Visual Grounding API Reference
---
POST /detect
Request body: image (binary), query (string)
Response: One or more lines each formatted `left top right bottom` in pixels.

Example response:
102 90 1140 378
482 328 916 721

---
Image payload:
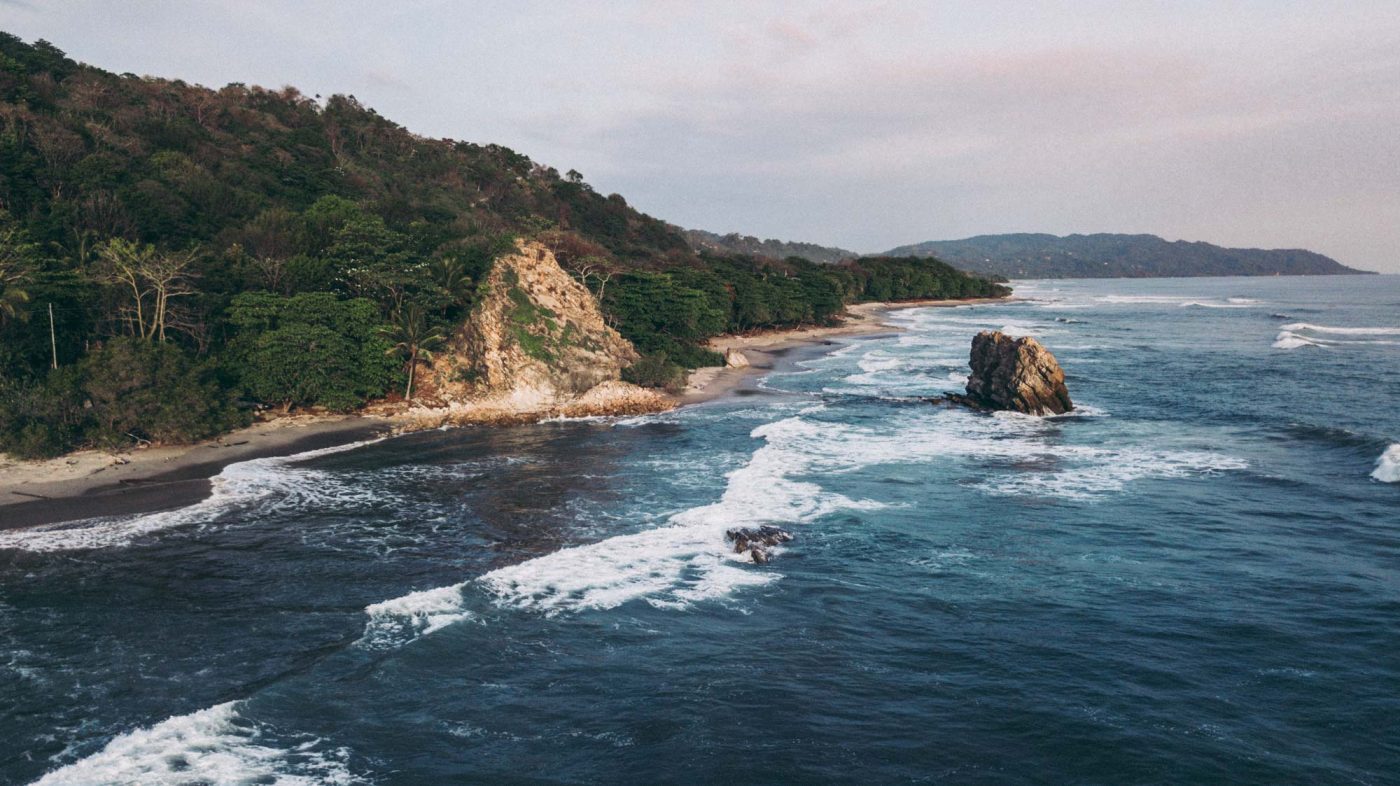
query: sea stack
954 330 1073 415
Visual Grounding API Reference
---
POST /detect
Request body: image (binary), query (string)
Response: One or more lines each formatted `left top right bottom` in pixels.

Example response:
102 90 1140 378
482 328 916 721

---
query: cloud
6 0 1400 268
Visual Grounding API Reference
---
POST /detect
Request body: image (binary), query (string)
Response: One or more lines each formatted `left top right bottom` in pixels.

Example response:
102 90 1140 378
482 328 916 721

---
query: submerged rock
726 525 794 564
945 330 1073 415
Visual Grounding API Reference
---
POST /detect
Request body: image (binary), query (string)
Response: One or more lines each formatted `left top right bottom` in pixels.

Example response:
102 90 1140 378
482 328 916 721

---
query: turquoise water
3 275 1398 784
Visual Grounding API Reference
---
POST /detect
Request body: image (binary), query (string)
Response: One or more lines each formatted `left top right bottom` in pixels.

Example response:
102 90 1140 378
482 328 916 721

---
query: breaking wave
1373 444 1400 483
1282 322 1400 333
0 439 386 553
479 414 883 614
31 702 358 786
1273 322 1400 350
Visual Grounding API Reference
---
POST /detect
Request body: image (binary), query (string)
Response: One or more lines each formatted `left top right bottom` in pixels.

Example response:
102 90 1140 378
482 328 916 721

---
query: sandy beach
676 296 1009 405
0 415 391 530
0 296 1004 531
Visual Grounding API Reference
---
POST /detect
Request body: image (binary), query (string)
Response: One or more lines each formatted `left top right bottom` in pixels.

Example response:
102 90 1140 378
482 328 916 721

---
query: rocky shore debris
726 525 794 564
939 330 1073 415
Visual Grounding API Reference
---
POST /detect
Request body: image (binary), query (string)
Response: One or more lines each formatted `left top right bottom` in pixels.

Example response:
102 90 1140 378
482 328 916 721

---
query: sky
4 1 1399 271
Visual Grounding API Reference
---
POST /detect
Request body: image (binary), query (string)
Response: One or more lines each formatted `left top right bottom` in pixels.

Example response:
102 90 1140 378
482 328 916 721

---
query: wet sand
0 296 1006 531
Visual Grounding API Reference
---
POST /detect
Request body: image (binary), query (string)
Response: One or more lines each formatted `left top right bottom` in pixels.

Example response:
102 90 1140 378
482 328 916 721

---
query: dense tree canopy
0 33 1007 458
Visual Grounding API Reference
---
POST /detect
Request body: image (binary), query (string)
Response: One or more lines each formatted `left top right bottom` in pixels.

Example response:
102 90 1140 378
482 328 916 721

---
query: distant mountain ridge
883 233 1370 278
682 229 857 264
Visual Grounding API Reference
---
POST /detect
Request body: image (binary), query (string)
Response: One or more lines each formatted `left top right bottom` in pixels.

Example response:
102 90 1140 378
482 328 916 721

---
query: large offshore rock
431 240 638 408
953 330 1073 415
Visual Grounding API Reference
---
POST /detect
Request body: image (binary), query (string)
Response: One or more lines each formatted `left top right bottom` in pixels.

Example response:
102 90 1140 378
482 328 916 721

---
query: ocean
2 275 1397 785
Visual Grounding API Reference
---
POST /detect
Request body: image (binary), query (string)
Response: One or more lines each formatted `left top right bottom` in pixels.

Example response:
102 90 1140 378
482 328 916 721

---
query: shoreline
0 295 1007 531
676 295 1010 406
0 416 391 530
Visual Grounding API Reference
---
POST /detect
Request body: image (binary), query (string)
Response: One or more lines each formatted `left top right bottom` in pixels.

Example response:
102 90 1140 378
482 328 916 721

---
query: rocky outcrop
432 240 639 408
723 348 750 369
726 526 794 565
947 330 1073 415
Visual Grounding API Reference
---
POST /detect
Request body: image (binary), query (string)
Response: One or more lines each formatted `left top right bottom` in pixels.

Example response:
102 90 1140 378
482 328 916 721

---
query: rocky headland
402 240 674 429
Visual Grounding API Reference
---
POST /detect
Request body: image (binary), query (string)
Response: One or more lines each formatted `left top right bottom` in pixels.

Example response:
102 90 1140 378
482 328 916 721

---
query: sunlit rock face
433 240 637 408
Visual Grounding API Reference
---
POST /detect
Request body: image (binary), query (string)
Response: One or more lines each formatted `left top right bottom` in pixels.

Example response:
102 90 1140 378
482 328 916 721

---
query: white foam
1180 300 1256 308
1281 322 1400 336
1372 444 1400 483
32 702 359 786
361 584 472 649
480 415 885 614
977 446 1248 499
1272 328 1400 350
0 439 386 553
1095 294 1194 304
1272 331 1326 350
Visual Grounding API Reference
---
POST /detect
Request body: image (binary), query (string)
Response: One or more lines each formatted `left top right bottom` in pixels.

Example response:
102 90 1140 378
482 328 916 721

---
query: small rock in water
725 525 793 564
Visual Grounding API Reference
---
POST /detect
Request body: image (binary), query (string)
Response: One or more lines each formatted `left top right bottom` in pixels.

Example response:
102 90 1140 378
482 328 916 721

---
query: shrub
0 369 88 459
80 337 243 447
622 351 686 391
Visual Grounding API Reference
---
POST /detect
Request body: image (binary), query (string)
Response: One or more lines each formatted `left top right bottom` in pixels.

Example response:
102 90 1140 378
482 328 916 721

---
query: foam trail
31 702 358 785
0 438 385 553
1373 444 1400 483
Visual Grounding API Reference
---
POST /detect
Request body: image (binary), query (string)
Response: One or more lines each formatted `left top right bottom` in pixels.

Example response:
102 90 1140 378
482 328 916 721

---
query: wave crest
1373 444 1400 483
31 702 359 786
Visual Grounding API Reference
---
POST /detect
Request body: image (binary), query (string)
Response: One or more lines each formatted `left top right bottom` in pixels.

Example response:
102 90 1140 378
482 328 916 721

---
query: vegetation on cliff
681 228 858 265
0 33 1006 458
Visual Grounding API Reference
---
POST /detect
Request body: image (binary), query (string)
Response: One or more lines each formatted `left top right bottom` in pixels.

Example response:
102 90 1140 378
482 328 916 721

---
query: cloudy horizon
4 0 1398 271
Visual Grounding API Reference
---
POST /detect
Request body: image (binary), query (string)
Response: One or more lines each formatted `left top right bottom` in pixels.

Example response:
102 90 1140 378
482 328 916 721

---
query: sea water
2 275 1397 784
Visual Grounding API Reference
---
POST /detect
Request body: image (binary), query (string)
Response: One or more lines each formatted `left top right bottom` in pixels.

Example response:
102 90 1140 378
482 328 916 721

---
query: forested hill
0 33 1006 458
682 229 857 264
884 234 1370 278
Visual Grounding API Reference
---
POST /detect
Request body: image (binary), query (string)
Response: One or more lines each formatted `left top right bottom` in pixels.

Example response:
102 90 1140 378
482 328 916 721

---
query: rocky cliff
431 241 640 408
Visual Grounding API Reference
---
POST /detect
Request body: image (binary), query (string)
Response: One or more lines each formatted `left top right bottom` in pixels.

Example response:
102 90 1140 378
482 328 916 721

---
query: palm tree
381 304 445 402
0 222 37 325
428 256 473 310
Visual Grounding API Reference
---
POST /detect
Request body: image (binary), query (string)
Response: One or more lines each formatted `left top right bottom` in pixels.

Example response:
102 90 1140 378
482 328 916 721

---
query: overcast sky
5 1 1399 271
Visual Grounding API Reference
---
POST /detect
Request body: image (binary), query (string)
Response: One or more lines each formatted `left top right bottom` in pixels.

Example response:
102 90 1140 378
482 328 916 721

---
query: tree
427 255 473 310
0 213 39 324
96 238 200 342
380 304 445 401
226 292 398 411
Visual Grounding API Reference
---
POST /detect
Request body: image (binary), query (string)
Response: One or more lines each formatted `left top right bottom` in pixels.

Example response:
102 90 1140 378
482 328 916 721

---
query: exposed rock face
723 348 750 369
954 330 1073 415
726 526 794 565
432 241 638 407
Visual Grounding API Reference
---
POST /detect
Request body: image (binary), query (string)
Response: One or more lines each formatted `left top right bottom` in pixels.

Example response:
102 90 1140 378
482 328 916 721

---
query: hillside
682 229 857 264
0 33 1007 458
884 234 1371 278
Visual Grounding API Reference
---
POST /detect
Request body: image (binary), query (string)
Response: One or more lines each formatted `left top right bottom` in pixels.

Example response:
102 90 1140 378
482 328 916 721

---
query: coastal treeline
0 33 1006 458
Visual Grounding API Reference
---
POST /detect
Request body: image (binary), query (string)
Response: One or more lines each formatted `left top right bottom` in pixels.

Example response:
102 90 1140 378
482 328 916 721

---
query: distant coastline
684 231 1373 278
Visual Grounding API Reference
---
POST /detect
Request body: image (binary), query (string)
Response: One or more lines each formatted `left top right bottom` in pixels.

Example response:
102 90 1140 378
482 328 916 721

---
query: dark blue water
3 276 1398 785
